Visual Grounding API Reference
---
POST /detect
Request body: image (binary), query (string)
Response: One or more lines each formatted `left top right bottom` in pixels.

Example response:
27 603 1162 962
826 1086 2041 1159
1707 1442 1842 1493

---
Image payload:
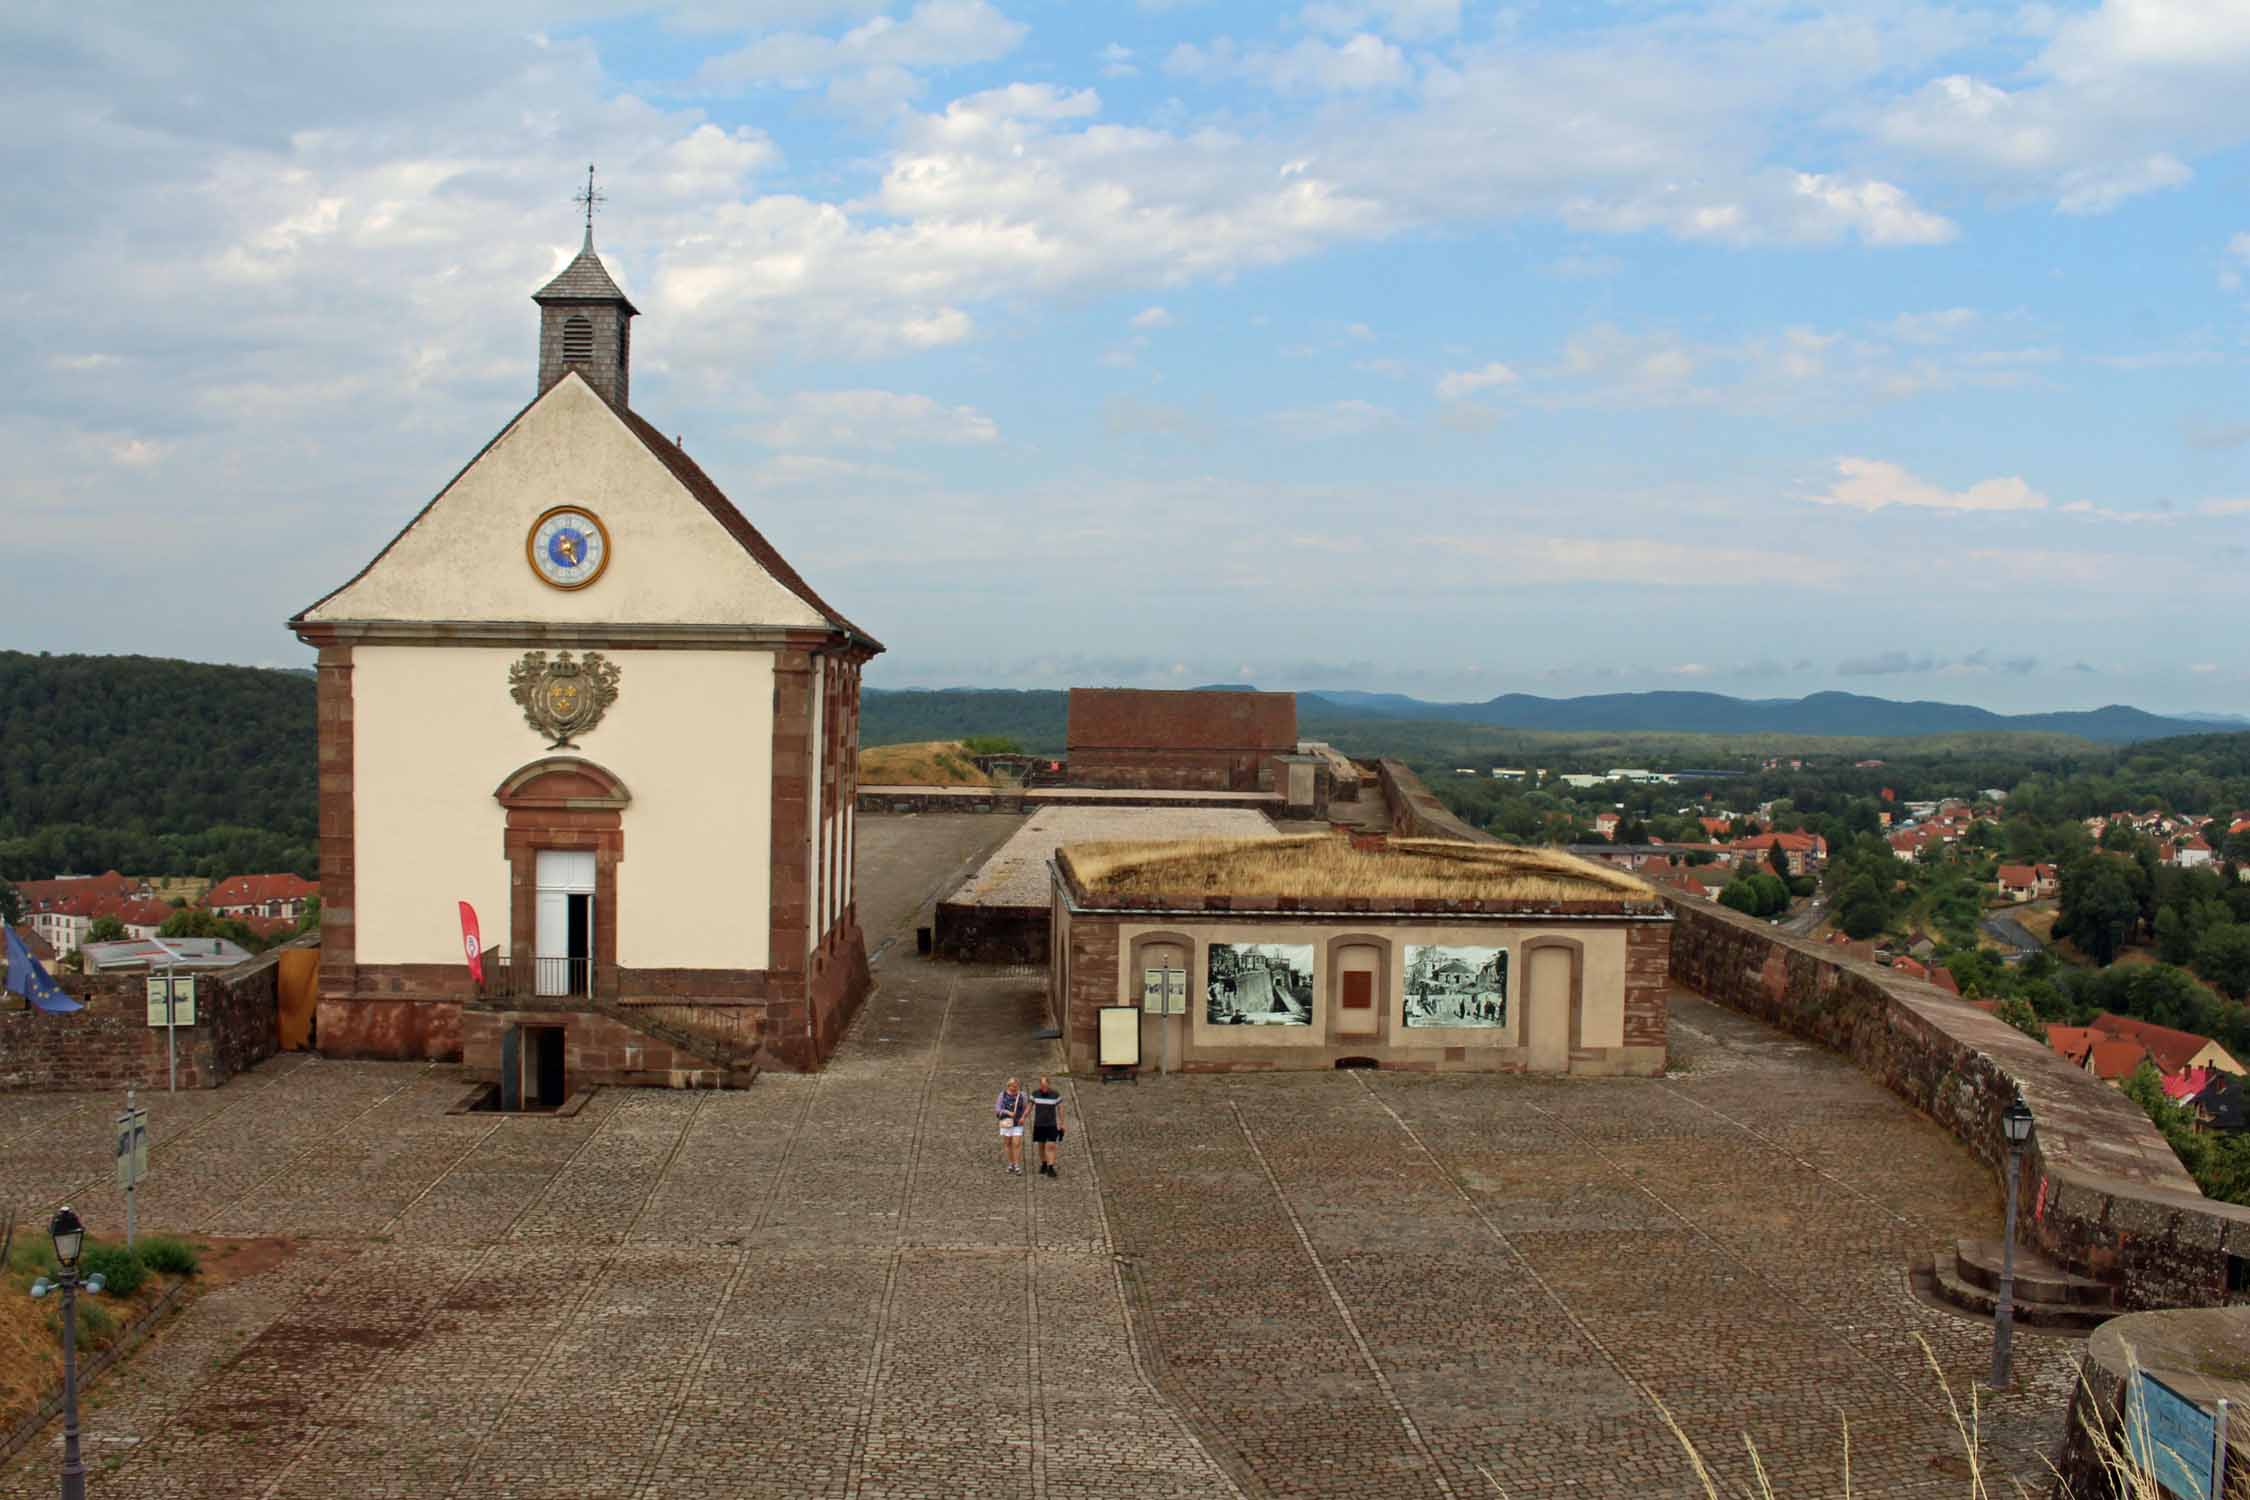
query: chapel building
289 221 879 1090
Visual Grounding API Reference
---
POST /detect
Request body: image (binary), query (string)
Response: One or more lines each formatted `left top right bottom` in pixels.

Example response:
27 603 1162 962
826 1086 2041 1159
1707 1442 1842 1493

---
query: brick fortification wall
1376 759 1495 843
0 942 290 1093
1668 895 2250 1310
1066 688 1296 792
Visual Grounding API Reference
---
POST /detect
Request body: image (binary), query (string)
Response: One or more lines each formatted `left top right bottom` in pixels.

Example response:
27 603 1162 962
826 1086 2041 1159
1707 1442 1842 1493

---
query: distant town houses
203 872 319 920
2046 1013 2246 1125
10 868 317 959
1995 863 2059 903
1726 831 1827 877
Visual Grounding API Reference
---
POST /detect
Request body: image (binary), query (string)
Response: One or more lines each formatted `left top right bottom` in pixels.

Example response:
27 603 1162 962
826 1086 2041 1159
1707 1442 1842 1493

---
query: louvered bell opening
562 315 594 363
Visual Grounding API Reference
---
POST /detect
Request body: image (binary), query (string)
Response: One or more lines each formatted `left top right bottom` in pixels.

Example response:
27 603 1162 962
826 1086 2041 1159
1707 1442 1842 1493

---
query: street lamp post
1988 1093 2036 1391
50 1206 87 1500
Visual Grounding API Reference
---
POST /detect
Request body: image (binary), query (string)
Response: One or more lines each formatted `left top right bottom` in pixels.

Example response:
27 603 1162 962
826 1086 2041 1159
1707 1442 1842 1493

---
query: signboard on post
115 1105 149 1188
2125 1371 2230 1500
116 1096 150 1248
1141 967 1185 1015
145 973 197 1027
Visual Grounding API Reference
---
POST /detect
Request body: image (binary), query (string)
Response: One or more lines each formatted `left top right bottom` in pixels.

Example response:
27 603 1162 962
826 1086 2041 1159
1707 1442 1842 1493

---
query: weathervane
572 163 605 241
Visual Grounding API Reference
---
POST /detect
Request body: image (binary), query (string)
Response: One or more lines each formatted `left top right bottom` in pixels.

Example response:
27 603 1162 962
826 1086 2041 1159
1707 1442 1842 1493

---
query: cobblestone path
1 815 2076 1497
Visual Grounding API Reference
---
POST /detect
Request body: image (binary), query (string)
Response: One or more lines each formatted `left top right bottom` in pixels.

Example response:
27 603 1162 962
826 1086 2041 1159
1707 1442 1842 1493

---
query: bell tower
534 165 638 407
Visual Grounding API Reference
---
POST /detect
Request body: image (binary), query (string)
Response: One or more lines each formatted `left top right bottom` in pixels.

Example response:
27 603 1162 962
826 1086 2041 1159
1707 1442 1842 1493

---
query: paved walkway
0 814 2080 1497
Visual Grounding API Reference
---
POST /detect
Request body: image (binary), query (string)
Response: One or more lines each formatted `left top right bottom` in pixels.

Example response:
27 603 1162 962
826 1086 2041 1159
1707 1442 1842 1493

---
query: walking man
1030 1075 1065 1178
996 1076 1028 1175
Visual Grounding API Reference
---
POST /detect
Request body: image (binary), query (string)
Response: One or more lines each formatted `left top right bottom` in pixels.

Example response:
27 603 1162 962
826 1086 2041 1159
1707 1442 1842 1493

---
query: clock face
527 506 611 590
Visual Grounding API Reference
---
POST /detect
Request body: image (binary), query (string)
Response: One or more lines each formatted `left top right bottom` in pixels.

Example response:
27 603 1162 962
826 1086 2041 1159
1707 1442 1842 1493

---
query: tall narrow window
562 314 594 363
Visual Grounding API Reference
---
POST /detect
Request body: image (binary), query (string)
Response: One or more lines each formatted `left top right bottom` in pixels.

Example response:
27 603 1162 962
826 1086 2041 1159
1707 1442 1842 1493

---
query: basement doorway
498 1023 569 1111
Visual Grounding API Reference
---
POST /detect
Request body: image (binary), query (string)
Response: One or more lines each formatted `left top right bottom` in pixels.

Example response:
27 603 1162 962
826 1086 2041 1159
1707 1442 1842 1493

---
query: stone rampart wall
1668 894 2250 1309
0 942 290 1092
1375 760 1498 844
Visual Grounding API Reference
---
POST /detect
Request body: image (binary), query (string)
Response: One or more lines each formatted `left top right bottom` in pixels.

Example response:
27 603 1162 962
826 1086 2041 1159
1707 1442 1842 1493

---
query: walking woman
995 1076 1028 1175
1029 1075 1065 1178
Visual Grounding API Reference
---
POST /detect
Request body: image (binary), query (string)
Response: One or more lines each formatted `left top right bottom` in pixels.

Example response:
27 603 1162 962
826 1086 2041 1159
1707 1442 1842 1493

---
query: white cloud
2190 662 2220 674
1873 1 2250 214
747 388 999 451
1301 0 1459 42
1810 457 2051 512
1434 362 1518 399
1130 305 1174 329
2199 498 2250 515
1788 173 1957 245
693 0 1027 91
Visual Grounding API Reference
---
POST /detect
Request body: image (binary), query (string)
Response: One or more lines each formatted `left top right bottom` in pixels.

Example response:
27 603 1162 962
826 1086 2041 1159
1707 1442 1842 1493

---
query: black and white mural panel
1402 944 1508 1028
1206 942 1315 1026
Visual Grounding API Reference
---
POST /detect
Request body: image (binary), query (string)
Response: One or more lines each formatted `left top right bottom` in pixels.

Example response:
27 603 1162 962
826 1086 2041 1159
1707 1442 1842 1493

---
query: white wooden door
534 852 596 996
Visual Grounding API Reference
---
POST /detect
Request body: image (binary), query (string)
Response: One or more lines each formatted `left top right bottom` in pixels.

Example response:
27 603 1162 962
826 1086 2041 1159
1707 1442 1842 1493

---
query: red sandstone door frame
495 759 628 997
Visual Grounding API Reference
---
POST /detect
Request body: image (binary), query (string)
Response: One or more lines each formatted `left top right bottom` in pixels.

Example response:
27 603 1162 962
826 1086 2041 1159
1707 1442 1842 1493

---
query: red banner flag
459 902 484 984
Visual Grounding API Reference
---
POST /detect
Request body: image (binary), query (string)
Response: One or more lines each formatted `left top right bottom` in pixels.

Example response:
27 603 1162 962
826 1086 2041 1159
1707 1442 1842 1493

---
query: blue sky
4 0 2247 713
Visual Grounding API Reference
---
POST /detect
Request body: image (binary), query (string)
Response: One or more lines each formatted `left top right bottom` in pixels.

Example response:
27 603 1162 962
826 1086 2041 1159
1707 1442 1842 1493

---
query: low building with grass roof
1049 834 1672 1076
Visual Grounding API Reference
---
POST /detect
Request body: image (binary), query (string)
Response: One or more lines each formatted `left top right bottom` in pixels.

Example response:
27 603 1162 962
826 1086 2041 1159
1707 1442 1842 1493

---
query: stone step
1953 1237 2116 1308
1928 1256 2116 1334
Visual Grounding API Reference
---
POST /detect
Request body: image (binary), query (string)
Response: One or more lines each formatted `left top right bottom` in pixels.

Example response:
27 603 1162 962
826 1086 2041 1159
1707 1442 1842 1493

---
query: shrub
1788 875 1816 899
136 1235 199 1277
80 1243 146 1298
962 734 1022 756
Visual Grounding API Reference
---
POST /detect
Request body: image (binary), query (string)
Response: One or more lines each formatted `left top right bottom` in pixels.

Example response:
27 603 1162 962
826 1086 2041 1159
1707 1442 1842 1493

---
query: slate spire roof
534 229 639 314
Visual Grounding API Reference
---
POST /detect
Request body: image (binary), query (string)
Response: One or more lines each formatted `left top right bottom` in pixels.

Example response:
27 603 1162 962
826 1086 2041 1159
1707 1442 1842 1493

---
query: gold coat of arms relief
509 650 622 748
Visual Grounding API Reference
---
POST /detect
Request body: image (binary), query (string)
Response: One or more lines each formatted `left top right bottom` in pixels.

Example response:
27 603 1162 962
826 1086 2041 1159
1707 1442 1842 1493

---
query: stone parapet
1666 893 2250 1309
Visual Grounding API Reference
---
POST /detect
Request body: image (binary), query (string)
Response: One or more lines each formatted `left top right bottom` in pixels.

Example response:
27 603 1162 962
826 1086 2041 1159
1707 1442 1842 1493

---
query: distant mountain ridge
1299 688 2214 743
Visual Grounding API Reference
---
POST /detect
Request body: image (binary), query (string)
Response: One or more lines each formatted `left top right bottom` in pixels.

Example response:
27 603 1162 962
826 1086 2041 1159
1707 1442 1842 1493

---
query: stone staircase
593 997 763 1087
1926 1236 2118 1333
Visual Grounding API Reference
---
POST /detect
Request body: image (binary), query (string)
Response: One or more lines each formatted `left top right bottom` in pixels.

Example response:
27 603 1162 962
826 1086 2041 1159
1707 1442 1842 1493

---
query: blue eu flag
5 926 82 1013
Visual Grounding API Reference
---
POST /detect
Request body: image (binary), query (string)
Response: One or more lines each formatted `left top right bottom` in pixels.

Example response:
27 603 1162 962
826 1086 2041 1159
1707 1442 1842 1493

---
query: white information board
1098 1005 1142 1068
146 974 198 1027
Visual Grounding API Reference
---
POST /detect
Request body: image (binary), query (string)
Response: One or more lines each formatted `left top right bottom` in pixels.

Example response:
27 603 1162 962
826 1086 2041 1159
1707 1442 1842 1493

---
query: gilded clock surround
526 504 613 590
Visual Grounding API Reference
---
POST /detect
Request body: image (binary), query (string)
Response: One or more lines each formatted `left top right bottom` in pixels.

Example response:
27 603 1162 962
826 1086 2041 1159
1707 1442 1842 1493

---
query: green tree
2057 858 2140 964
1994 997 2045 1039
2193 922 2250 1002
1767 841 1790 879
1747 872 1791 917
2154 906 2194 965
85 915 126 943
159 908 224 939
0 876 19 927
1718 880 1761 916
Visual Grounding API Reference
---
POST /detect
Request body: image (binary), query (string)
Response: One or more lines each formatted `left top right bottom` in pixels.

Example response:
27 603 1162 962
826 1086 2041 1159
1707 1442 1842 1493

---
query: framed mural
1206 943 1314 1026
1402 945 1507 1028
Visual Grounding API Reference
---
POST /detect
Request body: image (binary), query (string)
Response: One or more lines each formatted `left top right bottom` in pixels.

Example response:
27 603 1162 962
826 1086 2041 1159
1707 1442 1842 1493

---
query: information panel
1097 1005 1142 1068
145 974 197 1027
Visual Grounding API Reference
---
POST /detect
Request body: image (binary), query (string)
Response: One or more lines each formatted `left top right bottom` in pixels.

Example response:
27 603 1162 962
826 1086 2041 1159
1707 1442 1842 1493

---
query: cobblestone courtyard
2 815 2081 1498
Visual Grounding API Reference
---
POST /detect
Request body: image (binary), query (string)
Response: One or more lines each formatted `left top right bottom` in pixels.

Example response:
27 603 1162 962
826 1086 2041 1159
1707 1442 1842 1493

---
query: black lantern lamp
2001 1094 2035 1146
49 1206 84 1273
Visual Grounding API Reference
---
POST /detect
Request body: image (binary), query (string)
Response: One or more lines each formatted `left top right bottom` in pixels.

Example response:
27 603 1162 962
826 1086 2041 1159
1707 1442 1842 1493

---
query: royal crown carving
508 650 621 748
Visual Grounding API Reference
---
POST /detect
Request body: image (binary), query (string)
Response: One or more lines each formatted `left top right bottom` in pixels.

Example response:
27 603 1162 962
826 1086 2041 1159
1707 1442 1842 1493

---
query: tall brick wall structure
0 944 291 1093
1668 894 2250 1310
1066 688 1297 792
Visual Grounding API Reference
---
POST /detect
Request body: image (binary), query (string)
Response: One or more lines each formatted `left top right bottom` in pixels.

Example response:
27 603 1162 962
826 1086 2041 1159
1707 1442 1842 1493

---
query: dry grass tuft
1063 835 1655 906
858 740 995 787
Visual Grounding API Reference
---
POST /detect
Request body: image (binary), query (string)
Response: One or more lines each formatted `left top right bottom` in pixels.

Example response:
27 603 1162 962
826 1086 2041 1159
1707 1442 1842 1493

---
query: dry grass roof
1060 836 1656 910
859 740 994 787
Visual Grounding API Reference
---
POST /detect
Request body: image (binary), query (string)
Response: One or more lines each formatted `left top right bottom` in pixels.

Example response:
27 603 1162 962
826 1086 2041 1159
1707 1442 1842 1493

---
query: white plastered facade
352 645 775 971
305 374 827 630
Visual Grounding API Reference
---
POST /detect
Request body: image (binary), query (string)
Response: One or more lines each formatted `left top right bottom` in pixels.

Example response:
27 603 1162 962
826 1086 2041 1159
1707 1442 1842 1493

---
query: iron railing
477 954 599 1000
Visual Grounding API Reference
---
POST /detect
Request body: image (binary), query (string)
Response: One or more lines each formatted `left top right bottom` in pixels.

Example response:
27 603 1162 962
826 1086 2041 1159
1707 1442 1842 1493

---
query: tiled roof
2089 1013 2226 1073
2086 1039 2150 1080
1996 864 2038 886
533 235 639 312
205 873 318 908
2046 1025 2102 1064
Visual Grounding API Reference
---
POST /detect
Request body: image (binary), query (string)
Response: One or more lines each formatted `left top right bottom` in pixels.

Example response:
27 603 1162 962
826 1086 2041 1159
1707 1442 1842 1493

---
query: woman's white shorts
999 1124 1024 1138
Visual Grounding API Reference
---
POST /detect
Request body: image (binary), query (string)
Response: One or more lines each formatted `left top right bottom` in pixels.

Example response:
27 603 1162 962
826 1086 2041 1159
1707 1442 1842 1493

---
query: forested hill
0 651 317 880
